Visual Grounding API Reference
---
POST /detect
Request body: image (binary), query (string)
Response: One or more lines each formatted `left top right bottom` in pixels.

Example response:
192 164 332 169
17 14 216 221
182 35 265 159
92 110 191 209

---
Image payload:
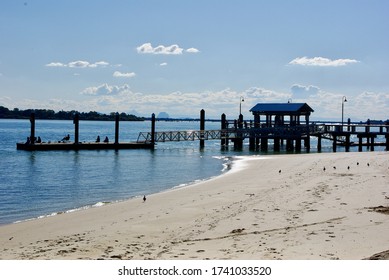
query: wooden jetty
17 105 389 152
17 113 154 151
137 105 389 153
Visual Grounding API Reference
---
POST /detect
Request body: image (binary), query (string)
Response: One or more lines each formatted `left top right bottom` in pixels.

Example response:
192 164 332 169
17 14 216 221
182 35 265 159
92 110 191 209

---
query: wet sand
1 152 388 260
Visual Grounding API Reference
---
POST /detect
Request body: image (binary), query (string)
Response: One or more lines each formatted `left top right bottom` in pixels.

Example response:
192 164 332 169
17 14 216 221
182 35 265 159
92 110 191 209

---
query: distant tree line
0 106 144 121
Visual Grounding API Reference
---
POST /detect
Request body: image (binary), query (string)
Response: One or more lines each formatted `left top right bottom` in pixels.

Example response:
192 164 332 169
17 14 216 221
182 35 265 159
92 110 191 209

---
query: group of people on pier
95 135 109 143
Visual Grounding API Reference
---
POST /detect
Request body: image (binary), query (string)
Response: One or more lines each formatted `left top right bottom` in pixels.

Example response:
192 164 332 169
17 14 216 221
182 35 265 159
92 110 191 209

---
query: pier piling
200 109 205 149
151 113 156 147
221 113 227 147
30 112 35 144
115 113 119 144
73 113 79 144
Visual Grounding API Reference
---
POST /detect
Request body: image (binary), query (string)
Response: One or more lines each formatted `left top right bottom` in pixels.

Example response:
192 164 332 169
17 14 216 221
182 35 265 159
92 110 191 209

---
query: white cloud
291 84 320 96
80 83 131 96
160 62 168 66
136 43 199 55
45 62 66 67
289 56 359 67
68 60 91 68
6 83 388 120
186 48 200 53
137 43 183 55
92 61 109 67
77 84 291 117
113 71 136 78
45 60 111 68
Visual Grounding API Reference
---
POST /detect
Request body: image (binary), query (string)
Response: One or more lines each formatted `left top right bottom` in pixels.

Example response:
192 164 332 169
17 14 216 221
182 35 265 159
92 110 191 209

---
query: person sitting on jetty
36 136 42 143
61 134 70 142
25 137 31 144
96 135 100 143
103 136 109 143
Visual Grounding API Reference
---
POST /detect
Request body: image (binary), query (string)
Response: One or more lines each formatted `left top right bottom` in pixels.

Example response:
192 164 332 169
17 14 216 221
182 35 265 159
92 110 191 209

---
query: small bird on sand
143 195 146 202
347 166 350 170
279 170 281 174
357 162 359 166
367 163 370 167
333 166 336 170
323 167 326 171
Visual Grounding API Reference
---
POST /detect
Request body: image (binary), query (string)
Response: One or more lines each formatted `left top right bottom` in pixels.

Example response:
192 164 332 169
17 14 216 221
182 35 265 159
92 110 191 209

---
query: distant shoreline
0 106 144 121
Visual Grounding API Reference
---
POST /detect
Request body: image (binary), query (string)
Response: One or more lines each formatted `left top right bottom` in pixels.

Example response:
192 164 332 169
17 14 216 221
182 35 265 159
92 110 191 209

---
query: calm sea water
0 119 385 225
0 119 234 225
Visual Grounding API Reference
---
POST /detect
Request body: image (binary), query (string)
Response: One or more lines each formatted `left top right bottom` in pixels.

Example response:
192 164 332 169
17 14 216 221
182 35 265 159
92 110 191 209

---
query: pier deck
16 141 153 151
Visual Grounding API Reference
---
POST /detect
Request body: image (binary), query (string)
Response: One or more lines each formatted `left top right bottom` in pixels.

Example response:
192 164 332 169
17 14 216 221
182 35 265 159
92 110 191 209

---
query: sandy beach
1 151 388 260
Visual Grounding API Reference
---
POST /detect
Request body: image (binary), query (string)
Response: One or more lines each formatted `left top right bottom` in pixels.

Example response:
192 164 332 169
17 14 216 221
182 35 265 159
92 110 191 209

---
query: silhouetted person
25 137 30 144
96 135 100 143
103 136 109 143
36 136 42 143
143 195 146 202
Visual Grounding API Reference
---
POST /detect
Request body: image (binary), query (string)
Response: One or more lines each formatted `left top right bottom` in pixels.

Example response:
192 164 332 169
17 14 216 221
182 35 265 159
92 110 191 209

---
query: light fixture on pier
239 96 244 116
342 96 347 127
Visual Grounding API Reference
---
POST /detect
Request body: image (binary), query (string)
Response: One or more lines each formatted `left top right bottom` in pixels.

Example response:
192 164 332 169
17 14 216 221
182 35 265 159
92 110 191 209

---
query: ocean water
0 119 386 225
0 119 237 225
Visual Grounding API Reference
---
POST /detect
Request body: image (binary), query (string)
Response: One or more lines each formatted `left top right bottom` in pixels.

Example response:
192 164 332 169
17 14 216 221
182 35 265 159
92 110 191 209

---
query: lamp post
341 96 347 128
239 96 244 116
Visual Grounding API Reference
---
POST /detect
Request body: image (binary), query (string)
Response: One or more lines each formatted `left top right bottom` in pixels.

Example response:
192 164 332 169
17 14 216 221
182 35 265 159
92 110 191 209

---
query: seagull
143 195 146 202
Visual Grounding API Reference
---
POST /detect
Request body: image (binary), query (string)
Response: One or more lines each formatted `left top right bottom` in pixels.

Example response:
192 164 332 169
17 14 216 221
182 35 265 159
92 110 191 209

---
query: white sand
1 152 388 260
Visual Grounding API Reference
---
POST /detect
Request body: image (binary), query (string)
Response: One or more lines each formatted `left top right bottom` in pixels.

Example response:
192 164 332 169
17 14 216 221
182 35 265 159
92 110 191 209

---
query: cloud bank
289 56 359 67
46 60 110 68
4 85 387 121
136 43 199 55
113 71 136 78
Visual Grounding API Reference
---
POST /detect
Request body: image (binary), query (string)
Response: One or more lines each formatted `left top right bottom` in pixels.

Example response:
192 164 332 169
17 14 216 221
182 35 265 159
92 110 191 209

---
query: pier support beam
317 134 322 152
221 113 227 147
249 132 256 150
358 136 363 152
261 136 268 151
151 113 156 147
386 134 389 151
30 112 35 144
345 134 350 152
295 138 301 152
332 135 337 152
234 114 244 150
73 113 79 144
200 109 205 149
286 138 294 151
115 113 120 144
274 137 280 151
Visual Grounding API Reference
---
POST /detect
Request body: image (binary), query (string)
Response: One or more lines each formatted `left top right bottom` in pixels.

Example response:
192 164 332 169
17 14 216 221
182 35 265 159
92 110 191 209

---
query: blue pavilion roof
250 103 314 114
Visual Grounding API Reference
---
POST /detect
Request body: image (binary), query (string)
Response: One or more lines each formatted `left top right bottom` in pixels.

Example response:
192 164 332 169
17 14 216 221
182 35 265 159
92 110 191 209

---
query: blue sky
1 0 388 120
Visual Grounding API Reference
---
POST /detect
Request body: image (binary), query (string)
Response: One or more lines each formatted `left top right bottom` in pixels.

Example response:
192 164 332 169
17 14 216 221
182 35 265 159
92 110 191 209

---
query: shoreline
1 152 389 260
6 155 233 226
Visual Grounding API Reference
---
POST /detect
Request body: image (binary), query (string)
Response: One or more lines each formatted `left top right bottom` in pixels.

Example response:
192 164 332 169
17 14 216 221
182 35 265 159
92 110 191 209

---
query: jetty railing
137 124 321 143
